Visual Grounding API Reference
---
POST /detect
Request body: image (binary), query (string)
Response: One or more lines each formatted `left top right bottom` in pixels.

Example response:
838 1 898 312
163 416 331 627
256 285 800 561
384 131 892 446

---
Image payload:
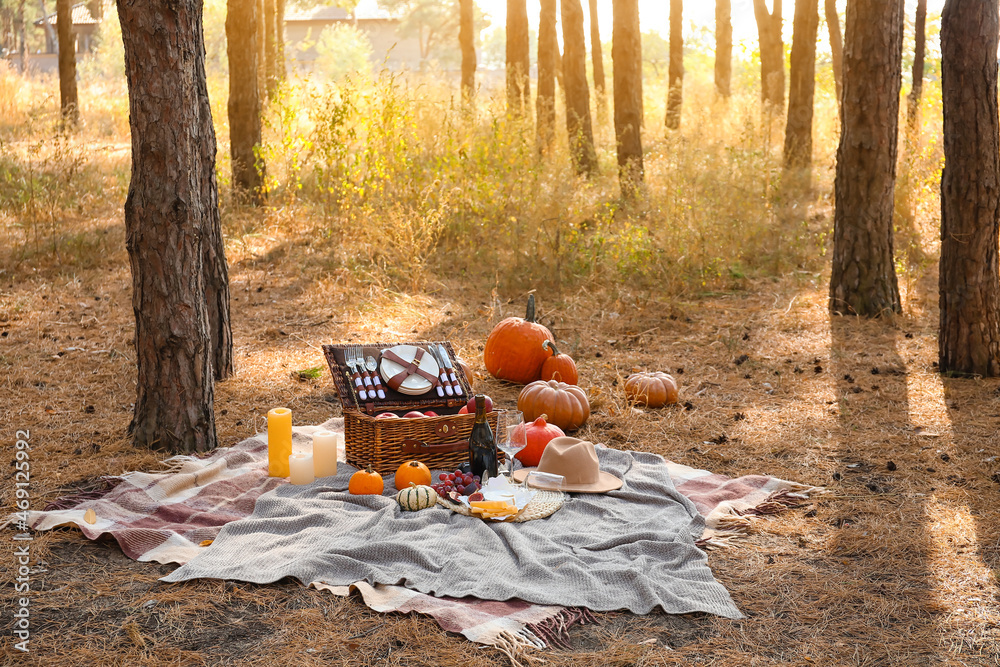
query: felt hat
512 437 623 493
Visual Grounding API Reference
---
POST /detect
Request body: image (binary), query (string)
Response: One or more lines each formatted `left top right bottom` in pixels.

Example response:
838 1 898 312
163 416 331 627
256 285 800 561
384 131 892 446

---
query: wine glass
496 410 525 479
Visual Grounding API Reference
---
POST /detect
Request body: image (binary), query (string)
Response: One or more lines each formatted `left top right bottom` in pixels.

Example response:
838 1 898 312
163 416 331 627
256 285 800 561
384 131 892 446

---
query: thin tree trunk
906 0 927 131
117 0 219 453
536 0 557 152
829 0 904 317
55 0 77 126
274 0 285 82
825 0 843 119
939 0 1000 377
782 0 819 188
562 0 597 175
227 0 264 205
613 0 643 197
665 0 683 129
752 0 784 108
38 0 55 52
257 0 266 101
588 0 607 124
715 0 732 97
17 0 27 73
506 0 530 117
263 0 276 96
459 0 476 103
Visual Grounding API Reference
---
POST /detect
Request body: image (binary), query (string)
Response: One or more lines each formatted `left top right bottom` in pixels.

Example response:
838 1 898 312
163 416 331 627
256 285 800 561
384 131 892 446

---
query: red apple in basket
458 406 470 414
465 395 493 413
375 412 400 419
423 410 439 417
403 411 426 419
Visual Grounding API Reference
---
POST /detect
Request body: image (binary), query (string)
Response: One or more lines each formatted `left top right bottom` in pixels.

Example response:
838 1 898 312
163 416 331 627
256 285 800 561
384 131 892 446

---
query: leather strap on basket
401 438 468 455
383 348 440 391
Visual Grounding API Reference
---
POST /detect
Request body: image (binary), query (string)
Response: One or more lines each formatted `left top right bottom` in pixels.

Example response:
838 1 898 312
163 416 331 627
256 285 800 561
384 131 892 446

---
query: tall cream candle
267 407 293 477
312 430 340 478
289 453 315 485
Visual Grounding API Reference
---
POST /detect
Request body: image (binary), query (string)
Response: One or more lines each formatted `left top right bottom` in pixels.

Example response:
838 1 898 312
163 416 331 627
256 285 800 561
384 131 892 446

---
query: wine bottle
468 395 498 481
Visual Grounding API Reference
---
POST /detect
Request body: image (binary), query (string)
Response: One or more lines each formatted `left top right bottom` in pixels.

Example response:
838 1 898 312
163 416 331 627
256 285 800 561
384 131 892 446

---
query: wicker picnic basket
323 342 499 475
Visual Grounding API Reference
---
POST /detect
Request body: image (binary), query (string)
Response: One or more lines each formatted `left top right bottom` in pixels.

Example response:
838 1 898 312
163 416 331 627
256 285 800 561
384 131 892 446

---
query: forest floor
2 199 1000 667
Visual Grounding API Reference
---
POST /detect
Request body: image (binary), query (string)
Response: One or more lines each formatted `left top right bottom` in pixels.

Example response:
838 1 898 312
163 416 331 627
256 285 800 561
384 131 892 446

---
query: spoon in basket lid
365 354 386 400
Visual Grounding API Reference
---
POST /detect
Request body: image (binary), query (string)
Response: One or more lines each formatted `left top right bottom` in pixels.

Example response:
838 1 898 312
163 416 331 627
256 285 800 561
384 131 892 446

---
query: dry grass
2 63 1000 666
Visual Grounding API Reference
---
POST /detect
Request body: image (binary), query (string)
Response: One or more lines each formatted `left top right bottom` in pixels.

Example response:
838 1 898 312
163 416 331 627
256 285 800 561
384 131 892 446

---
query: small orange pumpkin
349 465 384 495
540 340 579 385
624 371 679 408
483 294 555 385
394 460 432 490
517 380 590 431
513 414 566 467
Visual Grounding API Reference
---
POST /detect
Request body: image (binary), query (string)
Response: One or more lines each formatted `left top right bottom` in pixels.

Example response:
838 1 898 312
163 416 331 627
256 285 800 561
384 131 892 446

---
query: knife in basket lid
438 344 464 396
429 345 451 397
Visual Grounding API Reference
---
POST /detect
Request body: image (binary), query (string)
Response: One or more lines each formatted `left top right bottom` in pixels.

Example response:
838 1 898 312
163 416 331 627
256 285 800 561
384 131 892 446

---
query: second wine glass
496 410 525 479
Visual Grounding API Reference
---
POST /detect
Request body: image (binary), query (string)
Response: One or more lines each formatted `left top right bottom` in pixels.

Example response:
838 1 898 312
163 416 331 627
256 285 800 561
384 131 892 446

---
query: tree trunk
588 0 607 123
665 0 683 129
257 0 266 100
561 0 597 175
227 0 264 205
274 0 285 82
55 0 77 126
263 0 276 96
906 0 927 131
38 0 55 52
117 0 220 453
782 0 818 188
506 0 530 117
939 0 1000 377
459 0 476 102
752 0 784 108
536 0 557 152
613 0 643 197
829 0 904 317
715 0 732 97
825 0 843 119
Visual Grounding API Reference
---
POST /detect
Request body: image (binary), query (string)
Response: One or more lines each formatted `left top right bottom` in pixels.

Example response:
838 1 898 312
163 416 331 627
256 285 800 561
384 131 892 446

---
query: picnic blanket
9 419 822 651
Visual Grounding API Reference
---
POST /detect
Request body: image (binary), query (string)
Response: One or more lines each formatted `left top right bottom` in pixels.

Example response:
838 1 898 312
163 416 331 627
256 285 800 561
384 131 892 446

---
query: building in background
284 6 423 72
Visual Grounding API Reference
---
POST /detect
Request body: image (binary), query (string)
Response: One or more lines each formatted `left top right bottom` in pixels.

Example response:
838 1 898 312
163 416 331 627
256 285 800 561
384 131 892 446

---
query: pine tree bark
782 0 818 187
459 0 476 102
752 0 784 108
665 0 683 130
588 0 607 123
613 0 643 197
274 0 285 82
939 0 1000 377
263 0 277 96
715 0 732 97
829 0 904 317
506 0 530 117
227 0 264 204
562 0 597 175
257 0 266 100
536 0 557 152
906 0 927 131
117 0 220 453
55 0 77 126
825 0 843 119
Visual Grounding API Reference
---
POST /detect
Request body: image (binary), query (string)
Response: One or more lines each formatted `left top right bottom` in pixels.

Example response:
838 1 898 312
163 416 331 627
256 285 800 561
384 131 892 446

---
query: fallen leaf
83 508 97 524
199 539 214 547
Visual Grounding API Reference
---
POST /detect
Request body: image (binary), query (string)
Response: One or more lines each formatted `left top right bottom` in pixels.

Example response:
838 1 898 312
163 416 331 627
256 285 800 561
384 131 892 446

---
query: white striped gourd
396 483 438 511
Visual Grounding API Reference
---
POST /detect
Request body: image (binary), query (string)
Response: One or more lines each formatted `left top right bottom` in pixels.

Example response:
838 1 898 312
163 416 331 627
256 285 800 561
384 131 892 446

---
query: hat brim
511 467 623 493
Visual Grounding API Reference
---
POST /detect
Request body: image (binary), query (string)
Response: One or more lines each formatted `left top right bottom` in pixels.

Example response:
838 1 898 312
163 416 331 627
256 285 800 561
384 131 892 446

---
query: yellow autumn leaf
83 508 97 524
199 539 214 547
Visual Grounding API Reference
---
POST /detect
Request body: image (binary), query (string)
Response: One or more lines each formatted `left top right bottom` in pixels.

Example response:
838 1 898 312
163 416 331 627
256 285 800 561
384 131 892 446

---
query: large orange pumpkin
540 340 579 385
483 295 554 385
517 380 590 431
513 414 566 467
624 372 679 408
349 465 384 495
394 460 432 490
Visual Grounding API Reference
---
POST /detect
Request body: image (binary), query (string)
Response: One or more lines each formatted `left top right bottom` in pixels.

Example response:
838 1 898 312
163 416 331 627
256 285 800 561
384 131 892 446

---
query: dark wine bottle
468 395 498 481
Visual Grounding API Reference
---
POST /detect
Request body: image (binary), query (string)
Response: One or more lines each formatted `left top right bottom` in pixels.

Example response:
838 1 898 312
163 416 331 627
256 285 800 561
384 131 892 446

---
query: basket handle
401 438 469 455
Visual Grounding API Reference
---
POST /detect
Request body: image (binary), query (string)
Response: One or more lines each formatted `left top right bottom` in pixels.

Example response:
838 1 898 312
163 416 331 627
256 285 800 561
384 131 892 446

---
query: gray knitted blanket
161 446 742 618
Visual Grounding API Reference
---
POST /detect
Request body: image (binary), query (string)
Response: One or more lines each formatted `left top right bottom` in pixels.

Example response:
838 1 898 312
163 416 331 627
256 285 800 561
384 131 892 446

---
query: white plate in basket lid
379 344 440 395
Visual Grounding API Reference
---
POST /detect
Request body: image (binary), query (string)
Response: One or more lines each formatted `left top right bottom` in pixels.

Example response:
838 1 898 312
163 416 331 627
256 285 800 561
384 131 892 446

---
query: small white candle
312 430 341 478
289 453 315 485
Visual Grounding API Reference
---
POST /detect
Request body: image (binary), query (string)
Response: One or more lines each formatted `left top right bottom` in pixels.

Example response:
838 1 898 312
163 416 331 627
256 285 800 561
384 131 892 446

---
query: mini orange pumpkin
540 340 579 385
513 414 566 467
517 380 590 431
624 371 679 408
349 465 384 495
394 460 432 490
483 294 555 385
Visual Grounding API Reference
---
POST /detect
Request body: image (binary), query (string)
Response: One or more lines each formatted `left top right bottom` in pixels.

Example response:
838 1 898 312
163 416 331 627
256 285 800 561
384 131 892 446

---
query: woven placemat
438 490 566 522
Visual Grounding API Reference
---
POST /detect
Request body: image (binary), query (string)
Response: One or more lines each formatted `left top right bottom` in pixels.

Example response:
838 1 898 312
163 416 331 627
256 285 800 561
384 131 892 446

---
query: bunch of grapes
432 469 481 497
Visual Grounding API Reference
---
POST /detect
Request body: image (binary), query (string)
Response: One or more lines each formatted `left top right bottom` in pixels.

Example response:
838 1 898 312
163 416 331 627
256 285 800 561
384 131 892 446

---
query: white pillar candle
289 453 315 485
312 430 341 478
